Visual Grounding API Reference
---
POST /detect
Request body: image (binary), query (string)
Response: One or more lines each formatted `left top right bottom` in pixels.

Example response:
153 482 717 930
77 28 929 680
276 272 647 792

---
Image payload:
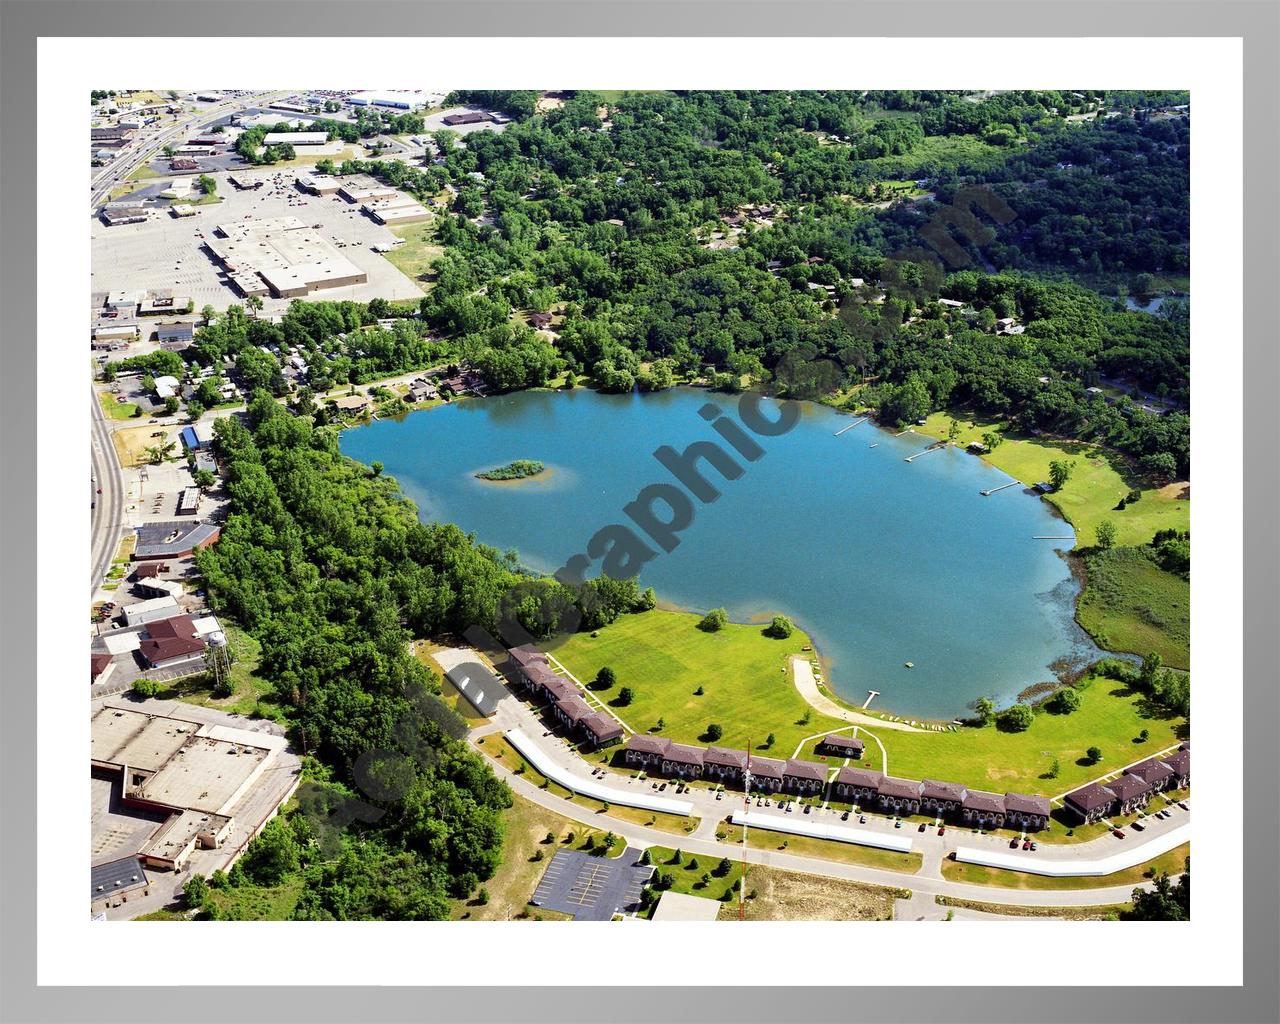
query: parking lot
91 169 426 312
529 847 653 921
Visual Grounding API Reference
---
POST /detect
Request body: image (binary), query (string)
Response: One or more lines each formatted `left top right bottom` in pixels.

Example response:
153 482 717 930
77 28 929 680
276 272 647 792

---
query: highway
90 90 290 211
89 385 126 594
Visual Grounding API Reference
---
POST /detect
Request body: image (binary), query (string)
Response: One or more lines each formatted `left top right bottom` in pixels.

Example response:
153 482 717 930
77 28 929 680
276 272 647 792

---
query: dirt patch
733 866 899 920
1155 481 1190 502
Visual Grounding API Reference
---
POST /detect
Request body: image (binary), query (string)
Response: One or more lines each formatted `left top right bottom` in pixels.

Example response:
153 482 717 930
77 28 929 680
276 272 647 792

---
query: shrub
765 615 794 639
698 607 728 632
1049 687 1082 714
592 666 616 690
997 703 1035 732
705 723 723 741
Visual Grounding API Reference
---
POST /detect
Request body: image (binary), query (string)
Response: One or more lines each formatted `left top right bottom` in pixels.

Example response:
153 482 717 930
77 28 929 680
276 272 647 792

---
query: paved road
476 733 1152 910
90 385 126 593
90 91 289 210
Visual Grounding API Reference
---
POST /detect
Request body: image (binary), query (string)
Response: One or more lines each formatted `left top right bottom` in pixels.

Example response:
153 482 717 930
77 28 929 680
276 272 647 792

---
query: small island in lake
475 459 546 481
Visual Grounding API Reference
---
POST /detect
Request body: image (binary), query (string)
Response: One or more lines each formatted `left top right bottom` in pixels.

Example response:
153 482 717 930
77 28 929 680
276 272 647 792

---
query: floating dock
980 481 1020 496
834 418 866 436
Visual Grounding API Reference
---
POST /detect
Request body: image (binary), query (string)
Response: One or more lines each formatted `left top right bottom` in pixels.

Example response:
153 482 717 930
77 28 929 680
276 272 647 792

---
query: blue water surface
340 388 1102 719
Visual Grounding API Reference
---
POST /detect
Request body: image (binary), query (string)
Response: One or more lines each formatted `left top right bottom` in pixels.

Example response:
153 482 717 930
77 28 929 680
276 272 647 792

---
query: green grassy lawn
643 845 742 916
206 878 305 920
740 827 924 873
861 674 1185 798
170 193 223 206
154 625 287 722
98 392 142 420
912 412 1189 547
544 608 843 754
127 163 163 182
935 896 1127 919
1077 547 1190 668
381 222 444 291
941 842 1188 891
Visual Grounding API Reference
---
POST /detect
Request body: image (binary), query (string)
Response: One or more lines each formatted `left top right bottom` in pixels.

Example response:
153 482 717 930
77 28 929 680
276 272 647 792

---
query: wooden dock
863 690 880 708
905 443 946 463
980 481 1020 496
834 418 866 436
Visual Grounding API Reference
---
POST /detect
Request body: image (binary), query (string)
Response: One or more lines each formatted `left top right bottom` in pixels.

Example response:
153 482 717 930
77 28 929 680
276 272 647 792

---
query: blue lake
340 388 1103 719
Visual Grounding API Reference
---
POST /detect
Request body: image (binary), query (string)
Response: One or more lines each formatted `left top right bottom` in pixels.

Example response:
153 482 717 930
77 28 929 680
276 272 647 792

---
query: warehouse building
204 216 368 298
263 131 328 146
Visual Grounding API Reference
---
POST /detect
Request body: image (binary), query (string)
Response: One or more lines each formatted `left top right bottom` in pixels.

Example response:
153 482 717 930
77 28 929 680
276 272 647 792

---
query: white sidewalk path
729 810 916 853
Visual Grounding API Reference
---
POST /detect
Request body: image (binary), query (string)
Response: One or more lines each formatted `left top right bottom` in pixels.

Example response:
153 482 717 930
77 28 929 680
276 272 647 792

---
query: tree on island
765 615 794 639
1049 459 1074 491
698 608 728 632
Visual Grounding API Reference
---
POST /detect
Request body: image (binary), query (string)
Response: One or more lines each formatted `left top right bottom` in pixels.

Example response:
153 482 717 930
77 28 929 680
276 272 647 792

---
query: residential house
876 777 923 816
553 695 594 734
1105 774 1152 816
833 766 882 805
1161 747 1191 789
622 735 671 771
660 743 705 780
920 779 968 817
783 758 828 795
1063 782 1118 824
746 756 786 793
1003 792 1051 832
581 712 624 749
1125 758 1176 793
702 747 748 785
961 790 1007 829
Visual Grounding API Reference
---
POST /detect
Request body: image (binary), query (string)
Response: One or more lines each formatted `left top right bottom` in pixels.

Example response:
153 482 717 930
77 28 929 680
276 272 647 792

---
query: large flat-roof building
205 216 368 298
91 705 294 876
263 131 328 146
347 90 432 110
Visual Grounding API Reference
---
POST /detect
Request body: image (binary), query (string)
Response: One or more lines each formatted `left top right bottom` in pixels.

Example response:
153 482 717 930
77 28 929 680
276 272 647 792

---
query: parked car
937 826 945 836
894 819 902 829
803 804 811 814
918 822 927 832
1030 842 1037 851
858 815 866 824
1010 838 1020 849
1113 829 1126 839
1022 840 1031 850
841 811 849 820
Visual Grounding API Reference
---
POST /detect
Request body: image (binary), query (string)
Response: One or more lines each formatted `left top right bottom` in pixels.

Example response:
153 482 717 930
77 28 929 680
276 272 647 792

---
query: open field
826 674 1184 798
941 842 1188 891
1077 547 1190 668
206 878 305 920
551 609 1185 799
545 609 843 755
734 864 900 920
110 424 177 468
455 790 628 921
479 735 700 837
910 412 1189 547
382 221 444 291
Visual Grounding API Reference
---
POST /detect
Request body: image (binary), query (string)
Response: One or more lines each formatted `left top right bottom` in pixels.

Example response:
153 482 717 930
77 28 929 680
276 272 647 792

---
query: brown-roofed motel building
620 737 827 795
831 766 1052 830
1062 744 1191 824
507 645 623 749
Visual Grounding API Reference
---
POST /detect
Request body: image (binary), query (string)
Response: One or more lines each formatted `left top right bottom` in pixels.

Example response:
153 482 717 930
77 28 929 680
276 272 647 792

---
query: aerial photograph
88 87 1191 924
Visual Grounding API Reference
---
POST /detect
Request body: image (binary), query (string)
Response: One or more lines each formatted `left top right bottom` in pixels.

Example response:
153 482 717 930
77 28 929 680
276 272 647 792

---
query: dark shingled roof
821 733 864 753
1126 758 1175 785
747 756 786 779
582 712 623 741
962 790 1006 813
91 856 149 902
525 662 562 689
555 695 594 725
1162 749 1190 777
1003 792 1052 817
878 777 923 800
542 677 577 704
835 766 883 790
625 735 671 756
508 644 547 669
663 743 706 767
704 747 748 770
140 615 205 665
921 779 968 802
1064 782 1117 812
1106 774 1150 801
784 758 827 782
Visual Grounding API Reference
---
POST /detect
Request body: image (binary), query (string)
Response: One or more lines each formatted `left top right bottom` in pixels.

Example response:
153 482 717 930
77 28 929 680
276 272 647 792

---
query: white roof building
122 596 181 627
153 375 180 399
263 132 328 146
